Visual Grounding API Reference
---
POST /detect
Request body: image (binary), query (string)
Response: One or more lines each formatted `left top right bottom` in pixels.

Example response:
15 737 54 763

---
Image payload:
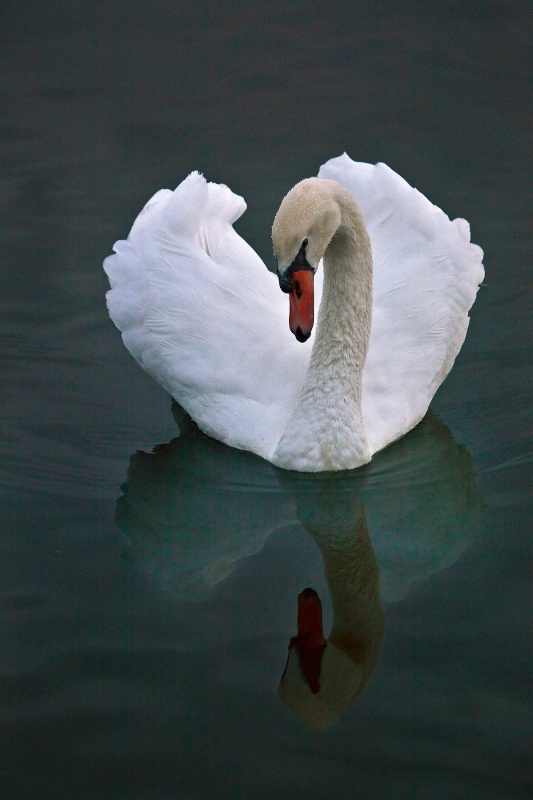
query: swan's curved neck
274 191 373 471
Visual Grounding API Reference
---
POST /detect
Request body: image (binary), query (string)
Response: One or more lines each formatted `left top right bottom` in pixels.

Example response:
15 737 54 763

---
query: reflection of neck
310 504 384 691
278 492 385 728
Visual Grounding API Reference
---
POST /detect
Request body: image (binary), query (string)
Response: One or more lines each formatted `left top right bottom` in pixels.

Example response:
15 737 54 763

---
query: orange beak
289 270 314 342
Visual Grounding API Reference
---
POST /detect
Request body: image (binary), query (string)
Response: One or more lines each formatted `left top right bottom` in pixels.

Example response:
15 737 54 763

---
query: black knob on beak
278 271 293 293
277 239 312 293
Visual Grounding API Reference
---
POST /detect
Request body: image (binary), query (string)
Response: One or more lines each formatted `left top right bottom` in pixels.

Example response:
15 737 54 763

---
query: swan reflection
116 404 482 725
116 405 292 598
279 504 384 730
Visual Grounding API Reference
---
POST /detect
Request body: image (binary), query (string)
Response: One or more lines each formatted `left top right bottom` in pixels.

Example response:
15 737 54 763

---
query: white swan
104 154 484 472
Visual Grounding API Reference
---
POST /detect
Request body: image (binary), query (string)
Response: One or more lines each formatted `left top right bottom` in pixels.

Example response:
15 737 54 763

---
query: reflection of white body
363 412 484 601
104 154 484 471
117 408 482 603
116 409 292 599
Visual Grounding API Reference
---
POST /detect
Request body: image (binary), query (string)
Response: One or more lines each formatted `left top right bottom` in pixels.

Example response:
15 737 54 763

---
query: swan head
272 178 342 342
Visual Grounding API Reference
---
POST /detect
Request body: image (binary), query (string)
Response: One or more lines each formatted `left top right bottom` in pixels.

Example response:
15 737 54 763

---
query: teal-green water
1 2 530 797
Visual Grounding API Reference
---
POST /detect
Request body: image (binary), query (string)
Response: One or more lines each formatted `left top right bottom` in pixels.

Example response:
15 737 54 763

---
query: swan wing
319 154 484 454
104 172 312 459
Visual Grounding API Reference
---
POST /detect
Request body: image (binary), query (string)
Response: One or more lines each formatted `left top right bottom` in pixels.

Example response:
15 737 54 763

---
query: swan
104 154 484 472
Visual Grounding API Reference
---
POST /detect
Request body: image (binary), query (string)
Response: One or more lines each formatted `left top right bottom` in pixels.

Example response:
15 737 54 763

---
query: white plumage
104 154 484 471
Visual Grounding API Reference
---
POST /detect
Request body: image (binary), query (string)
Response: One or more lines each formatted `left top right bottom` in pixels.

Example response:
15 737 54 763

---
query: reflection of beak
289 270 314 343
288 587 326 694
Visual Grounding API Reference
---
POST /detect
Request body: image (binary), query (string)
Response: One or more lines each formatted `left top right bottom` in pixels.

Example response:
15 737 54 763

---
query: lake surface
1 1 530 798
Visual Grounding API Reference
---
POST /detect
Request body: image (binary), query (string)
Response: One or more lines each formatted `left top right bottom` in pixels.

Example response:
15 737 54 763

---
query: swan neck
273 188 373 472
315 204 373 382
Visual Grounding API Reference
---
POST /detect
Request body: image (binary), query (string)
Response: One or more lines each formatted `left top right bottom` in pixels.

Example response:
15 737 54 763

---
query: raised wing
104 172 312 459
319 154 484 454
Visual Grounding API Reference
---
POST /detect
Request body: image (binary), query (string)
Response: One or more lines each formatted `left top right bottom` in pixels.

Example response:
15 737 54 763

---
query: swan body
104 154 484 472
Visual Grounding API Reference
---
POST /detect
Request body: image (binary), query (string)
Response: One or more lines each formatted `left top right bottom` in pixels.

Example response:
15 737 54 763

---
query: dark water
1 1 531 797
